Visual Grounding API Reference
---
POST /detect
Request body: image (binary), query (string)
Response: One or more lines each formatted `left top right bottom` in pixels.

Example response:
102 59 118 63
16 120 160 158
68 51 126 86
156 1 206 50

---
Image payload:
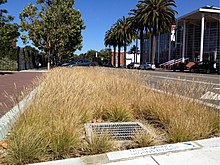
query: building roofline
199 8 220 13
177 5 220 21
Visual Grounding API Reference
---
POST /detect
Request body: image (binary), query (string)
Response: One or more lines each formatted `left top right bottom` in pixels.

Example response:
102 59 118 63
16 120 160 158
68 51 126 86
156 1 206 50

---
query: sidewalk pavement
31 137 220 165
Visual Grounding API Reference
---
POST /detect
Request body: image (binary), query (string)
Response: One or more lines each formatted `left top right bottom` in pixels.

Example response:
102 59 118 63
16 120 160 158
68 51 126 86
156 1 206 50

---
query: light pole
171 25 176 71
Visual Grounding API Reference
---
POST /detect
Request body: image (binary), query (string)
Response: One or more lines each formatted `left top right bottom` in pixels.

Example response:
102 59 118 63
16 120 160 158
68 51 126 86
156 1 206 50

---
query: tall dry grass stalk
5 67 220 164
85 132 115 155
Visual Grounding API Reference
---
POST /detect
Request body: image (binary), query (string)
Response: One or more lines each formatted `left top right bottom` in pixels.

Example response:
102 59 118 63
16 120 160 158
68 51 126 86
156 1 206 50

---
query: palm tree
104 26 117 67
137 0 177 64
111 20 123 68
129 6 147 65
105 21 124 68
116 16 135 67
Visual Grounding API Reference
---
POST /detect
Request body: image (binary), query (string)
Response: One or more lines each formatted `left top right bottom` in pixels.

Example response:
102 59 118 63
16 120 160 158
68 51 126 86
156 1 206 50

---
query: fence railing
159 58 189 69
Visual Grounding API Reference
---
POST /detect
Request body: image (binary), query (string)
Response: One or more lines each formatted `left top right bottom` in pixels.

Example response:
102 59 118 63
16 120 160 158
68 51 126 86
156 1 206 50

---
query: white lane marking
147 87 220 110
201 91 220 100
152 76 220 86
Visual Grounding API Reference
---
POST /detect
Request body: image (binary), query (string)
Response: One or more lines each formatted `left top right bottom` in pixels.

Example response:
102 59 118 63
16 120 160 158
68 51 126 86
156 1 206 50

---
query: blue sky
1 0 219 54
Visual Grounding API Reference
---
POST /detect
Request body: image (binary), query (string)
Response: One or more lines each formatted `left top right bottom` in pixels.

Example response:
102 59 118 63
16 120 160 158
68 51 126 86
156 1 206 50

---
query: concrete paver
0 71 43 117
31 158 83 165
103 157 157 165
195 136 220 147
152 147 220 165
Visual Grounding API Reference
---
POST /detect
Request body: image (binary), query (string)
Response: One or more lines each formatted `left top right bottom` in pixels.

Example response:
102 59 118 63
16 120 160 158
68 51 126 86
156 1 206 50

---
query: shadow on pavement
0 72 14 75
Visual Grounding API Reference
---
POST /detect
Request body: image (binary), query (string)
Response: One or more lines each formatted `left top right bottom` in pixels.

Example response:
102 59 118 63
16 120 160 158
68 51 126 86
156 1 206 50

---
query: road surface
138 70 220 109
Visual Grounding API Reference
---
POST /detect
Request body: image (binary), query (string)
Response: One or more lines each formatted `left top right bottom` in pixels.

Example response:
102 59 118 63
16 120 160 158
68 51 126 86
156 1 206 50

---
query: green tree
86 49 97 61
99 48 112 63
78 53 86 58
137 0 177 64
0 0 19 59
20 0 85 69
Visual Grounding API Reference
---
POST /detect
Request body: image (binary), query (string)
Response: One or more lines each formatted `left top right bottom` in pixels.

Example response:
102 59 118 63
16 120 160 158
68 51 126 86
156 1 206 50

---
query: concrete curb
0 87 38 140
30 137 220 165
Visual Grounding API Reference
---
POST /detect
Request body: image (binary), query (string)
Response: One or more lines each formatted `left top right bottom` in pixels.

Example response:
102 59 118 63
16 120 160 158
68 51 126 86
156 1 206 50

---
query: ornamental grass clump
85 132 115 155
5 124 49 164
140 80 220 143
104 105 133 122
5 67 220 164
132 124 165 148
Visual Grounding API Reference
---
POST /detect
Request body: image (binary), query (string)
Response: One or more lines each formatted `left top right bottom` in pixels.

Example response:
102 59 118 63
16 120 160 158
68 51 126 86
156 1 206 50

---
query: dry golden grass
85 132 116 155
5 67 220 164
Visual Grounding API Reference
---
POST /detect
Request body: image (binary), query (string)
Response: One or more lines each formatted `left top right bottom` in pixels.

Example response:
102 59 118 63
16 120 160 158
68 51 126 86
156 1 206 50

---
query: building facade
111 52 140 67
144 6 220 65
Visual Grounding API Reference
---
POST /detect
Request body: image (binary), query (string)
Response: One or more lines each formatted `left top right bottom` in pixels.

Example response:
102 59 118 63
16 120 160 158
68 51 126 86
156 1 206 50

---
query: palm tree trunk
152 32 156 65
140 27 144 64
124 44 126 67
151 25 157 65
113 46 116 67
135 38 138 63
118 45 121 67
124 33 127 67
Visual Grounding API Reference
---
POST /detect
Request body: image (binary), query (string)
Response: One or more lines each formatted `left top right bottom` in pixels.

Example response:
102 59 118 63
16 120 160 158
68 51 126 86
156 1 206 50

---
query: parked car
101 62 113 67
77 61 96 66
187 61 217 74
217 62 220 75
127 62 140 69
62 61 77 67
67 61 96 67
139 62 156 70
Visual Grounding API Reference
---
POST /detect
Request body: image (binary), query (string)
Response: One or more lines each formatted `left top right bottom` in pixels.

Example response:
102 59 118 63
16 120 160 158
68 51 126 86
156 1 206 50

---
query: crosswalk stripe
201 91 220 100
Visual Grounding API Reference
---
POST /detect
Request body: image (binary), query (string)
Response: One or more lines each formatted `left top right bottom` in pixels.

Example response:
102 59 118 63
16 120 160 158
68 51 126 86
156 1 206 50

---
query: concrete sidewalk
32 137 220 165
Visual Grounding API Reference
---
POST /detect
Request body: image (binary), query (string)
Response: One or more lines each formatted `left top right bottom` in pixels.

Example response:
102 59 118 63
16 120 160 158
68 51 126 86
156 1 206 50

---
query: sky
1 0 219 54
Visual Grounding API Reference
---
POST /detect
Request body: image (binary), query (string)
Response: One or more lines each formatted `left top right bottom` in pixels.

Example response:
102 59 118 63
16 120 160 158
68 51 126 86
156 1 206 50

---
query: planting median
1 67 219 164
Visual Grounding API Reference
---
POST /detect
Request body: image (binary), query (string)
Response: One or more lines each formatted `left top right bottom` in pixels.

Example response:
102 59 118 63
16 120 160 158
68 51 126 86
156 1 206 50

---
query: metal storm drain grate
85 122 147 141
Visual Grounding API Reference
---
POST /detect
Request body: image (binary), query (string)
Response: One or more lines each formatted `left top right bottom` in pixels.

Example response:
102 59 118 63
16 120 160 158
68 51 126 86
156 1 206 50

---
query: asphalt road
137 69 220 109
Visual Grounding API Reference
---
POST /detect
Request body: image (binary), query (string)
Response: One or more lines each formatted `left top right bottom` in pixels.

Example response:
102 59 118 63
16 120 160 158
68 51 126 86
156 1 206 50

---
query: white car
139 62 156 70
133 63 140 68
127 62 140 69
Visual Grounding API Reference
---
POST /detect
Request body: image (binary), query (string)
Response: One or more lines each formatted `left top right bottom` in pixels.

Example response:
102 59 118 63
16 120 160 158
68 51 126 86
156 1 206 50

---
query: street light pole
171 25 176 71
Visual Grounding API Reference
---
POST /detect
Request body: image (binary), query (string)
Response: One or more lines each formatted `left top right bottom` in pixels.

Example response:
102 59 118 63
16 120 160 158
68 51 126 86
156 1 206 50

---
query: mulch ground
0 72 43 118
